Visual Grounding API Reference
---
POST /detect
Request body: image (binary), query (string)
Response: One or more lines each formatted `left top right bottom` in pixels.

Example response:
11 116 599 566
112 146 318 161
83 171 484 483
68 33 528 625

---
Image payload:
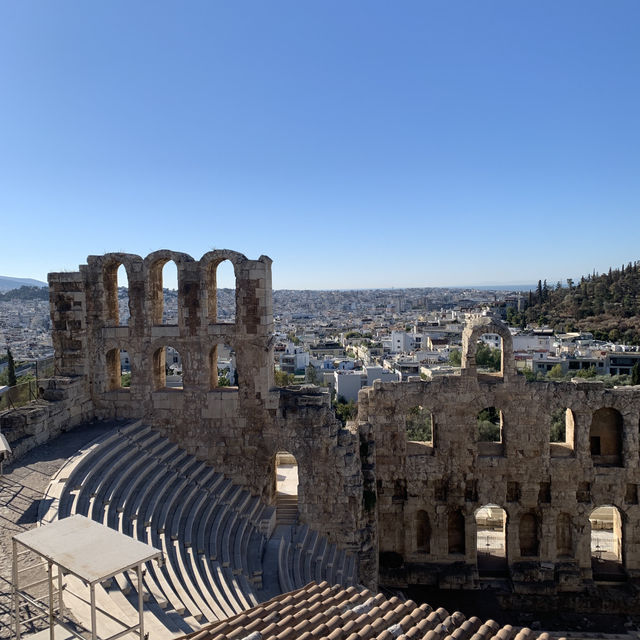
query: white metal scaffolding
12 515 162 640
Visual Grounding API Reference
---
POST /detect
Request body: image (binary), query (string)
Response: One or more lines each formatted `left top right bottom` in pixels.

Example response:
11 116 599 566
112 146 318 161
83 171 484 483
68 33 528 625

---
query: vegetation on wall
405 405 432 441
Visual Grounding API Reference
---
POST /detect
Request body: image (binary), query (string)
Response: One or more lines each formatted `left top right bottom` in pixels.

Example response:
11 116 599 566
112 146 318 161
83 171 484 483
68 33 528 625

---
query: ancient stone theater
3 248 640 639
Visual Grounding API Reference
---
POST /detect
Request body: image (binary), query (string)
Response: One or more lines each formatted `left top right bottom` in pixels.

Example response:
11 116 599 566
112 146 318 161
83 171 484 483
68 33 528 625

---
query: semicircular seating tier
40 420 359 637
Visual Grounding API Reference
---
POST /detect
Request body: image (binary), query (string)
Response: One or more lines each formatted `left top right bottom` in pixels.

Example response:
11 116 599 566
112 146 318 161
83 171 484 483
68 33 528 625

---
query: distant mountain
0 275 47 292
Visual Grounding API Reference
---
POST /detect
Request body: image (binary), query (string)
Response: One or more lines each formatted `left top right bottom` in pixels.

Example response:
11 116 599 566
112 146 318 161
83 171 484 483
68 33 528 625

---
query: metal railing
0 356 56 412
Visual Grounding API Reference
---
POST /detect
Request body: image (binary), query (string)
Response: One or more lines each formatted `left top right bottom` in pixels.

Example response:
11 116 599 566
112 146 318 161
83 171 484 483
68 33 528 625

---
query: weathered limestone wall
357 317 640 596
47 250 369 585
0 378 93 461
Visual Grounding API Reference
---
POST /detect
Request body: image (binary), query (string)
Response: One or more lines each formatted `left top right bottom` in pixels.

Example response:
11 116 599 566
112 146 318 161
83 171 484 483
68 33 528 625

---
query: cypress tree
632 362 640 386
7 348 17 387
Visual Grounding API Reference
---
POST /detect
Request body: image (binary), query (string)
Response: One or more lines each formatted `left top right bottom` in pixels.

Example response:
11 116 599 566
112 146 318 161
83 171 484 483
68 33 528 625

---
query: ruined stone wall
0 377 94 461
47 250 368 584
357 317 640 595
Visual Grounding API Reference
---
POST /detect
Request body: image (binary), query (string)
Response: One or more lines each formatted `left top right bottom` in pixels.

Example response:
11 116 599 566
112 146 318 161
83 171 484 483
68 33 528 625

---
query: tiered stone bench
41 421 276 635
39 420 359 637
276 522 358 593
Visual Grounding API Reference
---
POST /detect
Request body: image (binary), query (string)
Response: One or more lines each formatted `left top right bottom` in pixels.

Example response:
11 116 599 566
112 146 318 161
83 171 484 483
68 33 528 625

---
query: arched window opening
215 259 236 323
153 346 183 390
556 513 573 558
475 505 507 576
104 263 128 326
590 505 624 581
519 513 539 557
162 261 179 325
406 406 433 450
210 343 237 389
274 451 298 525
448 509 465 555
416 510 431 553
476 334 503 373
589 408 623 466
116 264 130 326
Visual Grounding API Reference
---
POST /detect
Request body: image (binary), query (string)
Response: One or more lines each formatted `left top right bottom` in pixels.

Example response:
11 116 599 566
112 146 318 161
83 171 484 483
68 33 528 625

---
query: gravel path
0 420 122 638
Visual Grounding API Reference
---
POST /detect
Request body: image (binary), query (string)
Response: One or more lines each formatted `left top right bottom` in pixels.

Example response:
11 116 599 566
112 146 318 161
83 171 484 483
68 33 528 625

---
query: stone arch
416 510 431 553
144 250 195 326
152 344 184 390
448 509 466 555
589 505 624 581
98 253 141 327
475 504 507 576
589 407 623 466
519 512 539 557
556 512 573 558
200 250 246 324
461 317 516 381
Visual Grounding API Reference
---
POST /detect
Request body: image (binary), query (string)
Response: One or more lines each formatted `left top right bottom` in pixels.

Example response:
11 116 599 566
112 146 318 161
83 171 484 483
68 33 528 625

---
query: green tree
448 349 462 367
521 366 535 381
576 366 596 379
475 342 501 371
334 398 357 425
547 364 564 379
121 372 131 388
305 364 320 385
477 407 501 442
7 348 17 387
632 362 640 385
406 406 432 441
550 408 566 442
274 369 296 387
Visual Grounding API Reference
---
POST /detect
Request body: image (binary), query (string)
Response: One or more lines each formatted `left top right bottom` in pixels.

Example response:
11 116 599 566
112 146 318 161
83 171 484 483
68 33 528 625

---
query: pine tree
7 348 17 387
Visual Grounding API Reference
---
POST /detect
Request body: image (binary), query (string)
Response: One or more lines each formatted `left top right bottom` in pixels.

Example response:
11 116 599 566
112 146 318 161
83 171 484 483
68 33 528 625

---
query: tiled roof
182 581 555 640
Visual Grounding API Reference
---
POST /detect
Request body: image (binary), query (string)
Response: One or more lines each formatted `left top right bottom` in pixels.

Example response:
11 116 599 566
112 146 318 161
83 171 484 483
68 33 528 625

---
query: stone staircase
275 492 298 525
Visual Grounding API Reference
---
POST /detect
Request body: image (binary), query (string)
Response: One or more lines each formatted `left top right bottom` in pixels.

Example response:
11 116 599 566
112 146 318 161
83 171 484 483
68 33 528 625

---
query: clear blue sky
1 1 639 289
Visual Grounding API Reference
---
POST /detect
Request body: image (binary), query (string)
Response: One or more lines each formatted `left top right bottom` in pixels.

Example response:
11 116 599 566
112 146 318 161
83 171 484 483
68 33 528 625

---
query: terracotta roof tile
179 581 556 640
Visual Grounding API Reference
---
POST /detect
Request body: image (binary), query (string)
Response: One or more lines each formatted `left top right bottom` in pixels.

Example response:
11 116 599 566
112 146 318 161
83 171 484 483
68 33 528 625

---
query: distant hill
509 261 640 344
0 285 49 301
0 275 47 292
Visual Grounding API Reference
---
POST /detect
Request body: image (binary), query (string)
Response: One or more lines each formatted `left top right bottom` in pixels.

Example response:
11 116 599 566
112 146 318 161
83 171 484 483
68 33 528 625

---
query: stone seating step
41 420 367 637
70 423 150 516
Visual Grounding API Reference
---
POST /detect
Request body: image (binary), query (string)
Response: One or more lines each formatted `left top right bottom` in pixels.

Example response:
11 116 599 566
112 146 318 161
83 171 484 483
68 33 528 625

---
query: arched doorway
475 504 507 576
590 505 624 581
274 451 298 526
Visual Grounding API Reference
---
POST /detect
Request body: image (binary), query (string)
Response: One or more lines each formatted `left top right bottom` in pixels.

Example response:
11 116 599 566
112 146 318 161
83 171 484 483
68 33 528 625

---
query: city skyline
1 2 639 290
